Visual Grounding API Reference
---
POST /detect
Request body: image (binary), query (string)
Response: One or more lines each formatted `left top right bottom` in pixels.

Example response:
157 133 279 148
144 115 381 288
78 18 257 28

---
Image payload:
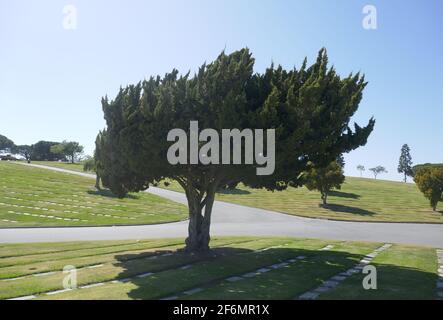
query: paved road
1 163 443 248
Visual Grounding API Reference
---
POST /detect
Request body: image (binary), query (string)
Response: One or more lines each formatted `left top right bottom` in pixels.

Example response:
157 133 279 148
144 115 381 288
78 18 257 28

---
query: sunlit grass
0 162 187 227
0 237 436 300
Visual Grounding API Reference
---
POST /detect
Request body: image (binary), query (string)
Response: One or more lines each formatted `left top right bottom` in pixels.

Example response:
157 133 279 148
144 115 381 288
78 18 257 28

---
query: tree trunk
185 188 216 253
404 173 407 183
95 175 101 190
321 192 327 205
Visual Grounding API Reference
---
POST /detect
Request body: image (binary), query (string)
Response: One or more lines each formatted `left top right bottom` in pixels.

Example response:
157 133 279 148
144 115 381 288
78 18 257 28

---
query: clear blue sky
1 0 442 181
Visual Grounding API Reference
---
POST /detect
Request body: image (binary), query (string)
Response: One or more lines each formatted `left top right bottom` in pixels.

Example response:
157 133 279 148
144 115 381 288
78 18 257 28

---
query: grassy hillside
30 161 443 223
0 162 187 227
0 237 437 300
33 161 87 173
162 177 443 223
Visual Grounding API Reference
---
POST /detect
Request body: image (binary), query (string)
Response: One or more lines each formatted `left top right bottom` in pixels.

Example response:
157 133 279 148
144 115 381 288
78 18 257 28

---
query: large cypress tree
99 48 375 252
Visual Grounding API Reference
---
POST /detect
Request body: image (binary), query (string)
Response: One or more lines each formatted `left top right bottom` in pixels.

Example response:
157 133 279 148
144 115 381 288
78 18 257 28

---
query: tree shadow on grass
110 245 437 300
86 189 139 200
320 203 376 216
110 245 378 300
329 191 361 199
320 262 437 300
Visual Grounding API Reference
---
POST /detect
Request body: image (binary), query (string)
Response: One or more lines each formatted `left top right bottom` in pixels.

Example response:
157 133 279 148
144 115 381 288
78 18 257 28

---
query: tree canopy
98 48 375 252
414 166 443 211
302 160 345 205
14 145 32 162
31 141 65 161
50 141 84 163
0 134 14 151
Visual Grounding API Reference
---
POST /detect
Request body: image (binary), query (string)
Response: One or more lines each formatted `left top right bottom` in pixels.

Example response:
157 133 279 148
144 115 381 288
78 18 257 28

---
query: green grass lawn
0 237 438 300
0 162 187 227
161 177 443 223
35 160 443 223
33 161 87 173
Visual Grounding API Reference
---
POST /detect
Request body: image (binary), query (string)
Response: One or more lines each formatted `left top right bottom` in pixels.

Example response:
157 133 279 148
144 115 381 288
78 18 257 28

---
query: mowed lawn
0 162 187 227
0 237 438 300
161 177 443 223
33 161 87 173
33 161 443 223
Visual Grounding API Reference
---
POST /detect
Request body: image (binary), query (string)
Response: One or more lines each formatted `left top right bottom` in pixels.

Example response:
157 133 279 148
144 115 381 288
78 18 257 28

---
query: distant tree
83 157 101 190
82 157 95 171
303 160 345 205
31 141 65 161
398 144 413 182
369 166 387 179
357 165 365 177
50 141 84 164
98 48 375 252
0 134 14 151
14 145 32 163
414 166 443 211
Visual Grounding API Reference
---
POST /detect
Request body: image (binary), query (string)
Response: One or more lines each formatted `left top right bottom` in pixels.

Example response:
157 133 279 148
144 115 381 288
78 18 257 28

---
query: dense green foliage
13 145 32 162
50 141 84 163
31 141 65 161
302 160 345 205
413 163 443 174
99 48 375 251
0 134 14 150
414 166 443 211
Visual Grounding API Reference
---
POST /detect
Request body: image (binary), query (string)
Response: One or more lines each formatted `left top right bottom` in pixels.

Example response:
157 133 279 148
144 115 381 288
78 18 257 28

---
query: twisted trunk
321 188 328 205
184 186 216 253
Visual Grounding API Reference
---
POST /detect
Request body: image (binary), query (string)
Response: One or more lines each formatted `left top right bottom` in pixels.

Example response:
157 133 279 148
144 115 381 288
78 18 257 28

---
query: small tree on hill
398 144 413 182
303 160 345 205
357 165 365 177
414 166 443 211
369 166 387 179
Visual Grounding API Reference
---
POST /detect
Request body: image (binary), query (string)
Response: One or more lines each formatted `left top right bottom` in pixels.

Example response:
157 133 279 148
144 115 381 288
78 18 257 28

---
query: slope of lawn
33 161 87 173
34 161 443 223
162 177 443 223
0 237 437 300
0 162 187 227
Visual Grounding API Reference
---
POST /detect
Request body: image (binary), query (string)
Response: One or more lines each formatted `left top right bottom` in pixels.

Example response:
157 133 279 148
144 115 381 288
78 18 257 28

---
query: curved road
1 163 443 248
